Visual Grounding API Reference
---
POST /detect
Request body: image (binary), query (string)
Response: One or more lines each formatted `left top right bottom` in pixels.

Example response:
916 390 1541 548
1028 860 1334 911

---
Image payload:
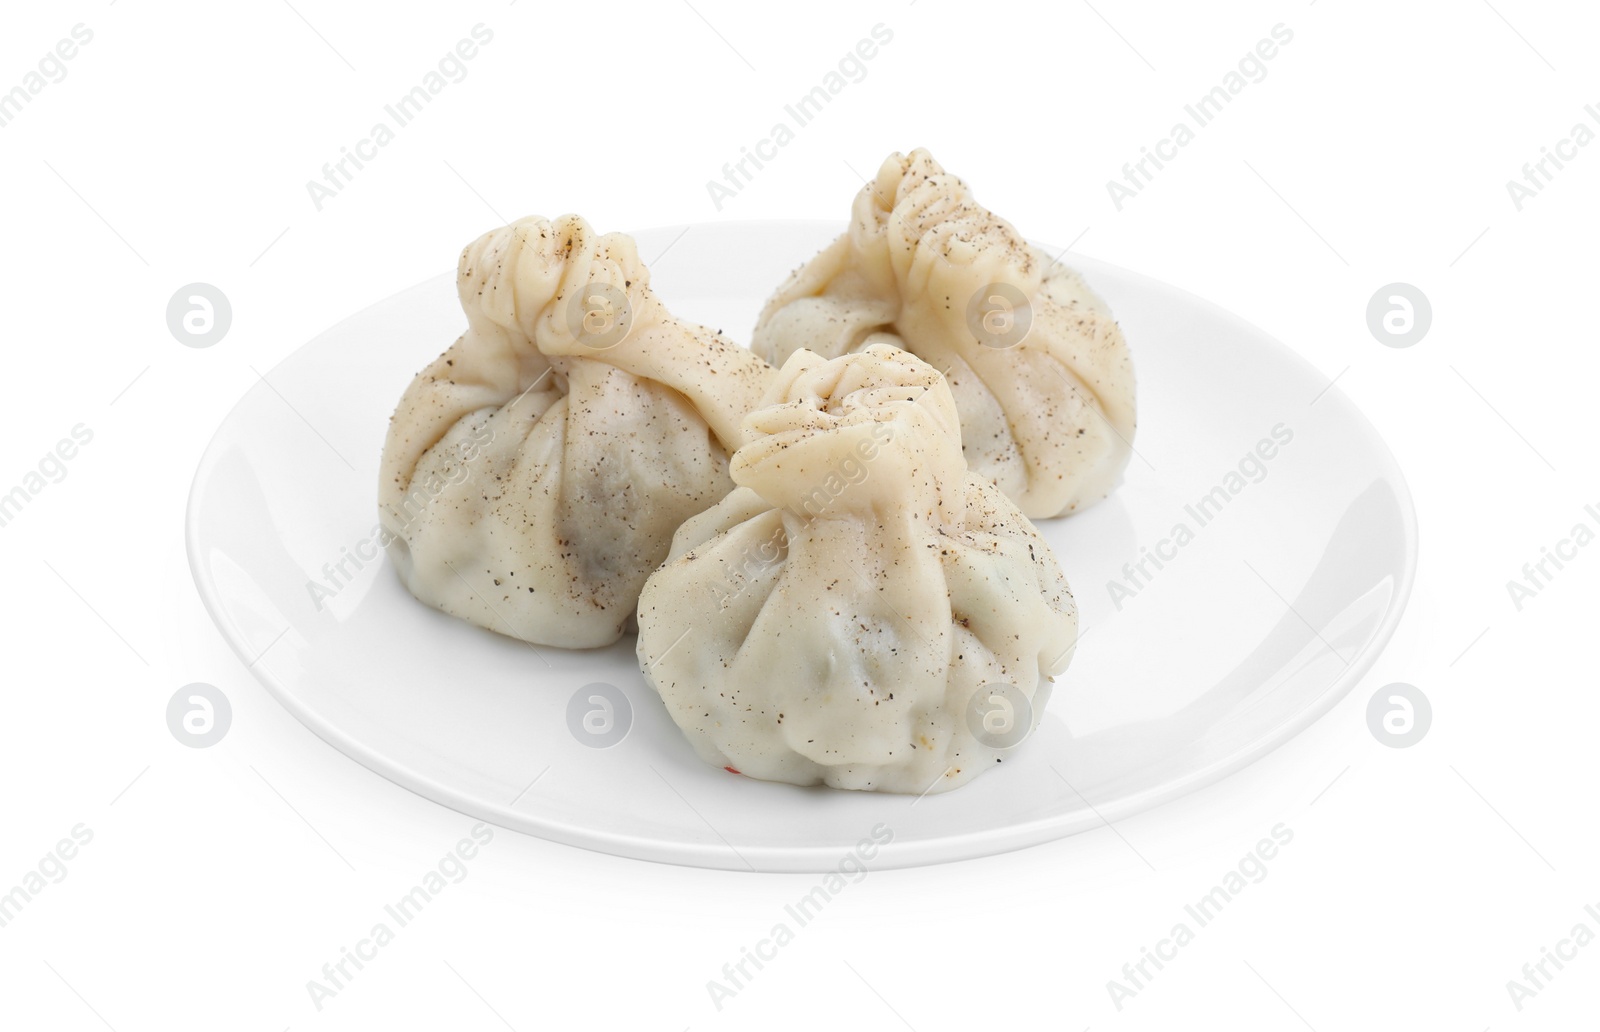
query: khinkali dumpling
752 148 1136 519
636 343 1077 793
380 215 774 648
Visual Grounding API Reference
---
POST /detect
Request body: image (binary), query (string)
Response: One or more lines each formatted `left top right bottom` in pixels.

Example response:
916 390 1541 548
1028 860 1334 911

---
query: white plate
187 221 1416 872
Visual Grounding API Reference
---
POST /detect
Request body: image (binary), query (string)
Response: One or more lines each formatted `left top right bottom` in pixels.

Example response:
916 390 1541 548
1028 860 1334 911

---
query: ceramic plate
187 221 1416 872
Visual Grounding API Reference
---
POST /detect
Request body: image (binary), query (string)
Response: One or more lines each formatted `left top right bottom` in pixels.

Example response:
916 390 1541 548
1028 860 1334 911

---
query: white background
2 0 1596 1028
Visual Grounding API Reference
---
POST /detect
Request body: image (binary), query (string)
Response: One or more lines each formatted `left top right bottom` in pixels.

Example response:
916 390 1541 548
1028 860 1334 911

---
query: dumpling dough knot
855 148 1041 301
754 148 1137 519
636 344 1078 794
457 213 652 354
379 214 774 648
733 343 966 524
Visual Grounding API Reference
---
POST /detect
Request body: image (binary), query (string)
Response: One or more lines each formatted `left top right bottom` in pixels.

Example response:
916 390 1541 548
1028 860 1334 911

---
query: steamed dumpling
380 215 774 648
752 148 1136 519
636 344 1077 793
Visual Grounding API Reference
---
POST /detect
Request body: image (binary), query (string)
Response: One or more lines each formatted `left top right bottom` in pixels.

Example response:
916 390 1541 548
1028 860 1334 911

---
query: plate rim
185 219 1419 873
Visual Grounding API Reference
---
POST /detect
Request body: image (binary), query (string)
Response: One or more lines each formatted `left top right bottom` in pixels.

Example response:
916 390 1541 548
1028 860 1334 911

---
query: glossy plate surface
187 221 1416 872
